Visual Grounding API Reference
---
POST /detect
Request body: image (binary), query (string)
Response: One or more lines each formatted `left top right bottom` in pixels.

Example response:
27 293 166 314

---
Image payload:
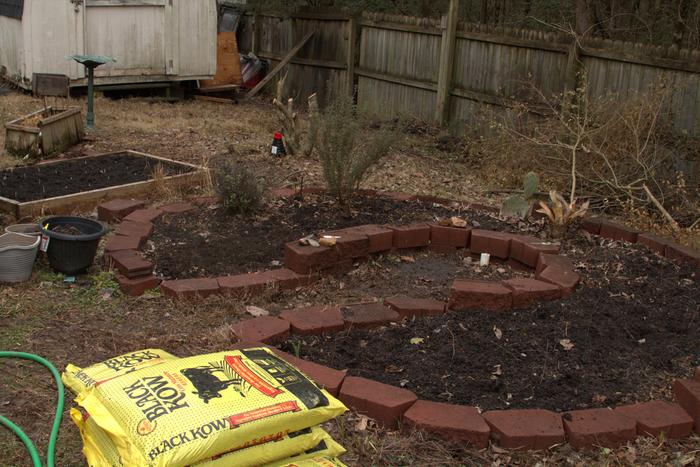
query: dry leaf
246 306 269 317
492 365 503 376
493 325 503 340
559 338 575 351
450 216 467 228
354 416 369 432
410 337 424 345
400 255 416 263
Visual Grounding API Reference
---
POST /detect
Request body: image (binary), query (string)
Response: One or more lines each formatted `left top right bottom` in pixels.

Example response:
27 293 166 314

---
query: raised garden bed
96 190 700 451
4 107 84 158
0 151 203 219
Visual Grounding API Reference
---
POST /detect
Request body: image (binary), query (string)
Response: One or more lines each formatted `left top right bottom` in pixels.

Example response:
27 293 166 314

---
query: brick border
96 191 700 450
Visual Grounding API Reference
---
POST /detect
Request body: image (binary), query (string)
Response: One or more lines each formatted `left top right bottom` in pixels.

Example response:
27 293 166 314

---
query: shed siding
0 15 22 78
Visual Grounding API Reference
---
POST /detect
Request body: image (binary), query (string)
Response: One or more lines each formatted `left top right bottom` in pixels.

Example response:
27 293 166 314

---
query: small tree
212 158 265 215
316 95 393 207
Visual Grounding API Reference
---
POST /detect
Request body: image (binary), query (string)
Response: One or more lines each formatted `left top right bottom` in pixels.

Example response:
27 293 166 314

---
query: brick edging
96 191 700 450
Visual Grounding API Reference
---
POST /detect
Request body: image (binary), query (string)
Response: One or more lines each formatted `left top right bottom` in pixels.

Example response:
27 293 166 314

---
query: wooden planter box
0 150 206 219
4 107 84 158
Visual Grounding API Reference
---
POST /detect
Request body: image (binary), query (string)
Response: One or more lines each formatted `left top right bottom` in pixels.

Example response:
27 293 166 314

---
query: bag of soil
76 347 347 467
270 458 348 467
71 408 335 467
63 349 177 395
263 436 346 467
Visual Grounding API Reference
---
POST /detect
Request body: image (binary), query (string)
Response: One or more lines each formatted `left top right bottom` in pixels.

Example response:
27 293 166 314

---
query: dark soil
282 236 700 412
0 153 193 202
149 193 518 279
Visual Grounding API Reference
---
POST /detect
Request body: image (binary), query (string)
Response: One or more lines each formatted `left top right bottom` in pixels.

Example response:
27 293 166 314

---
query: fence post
252 13 260 55
346 15 359 99
435 0 459 126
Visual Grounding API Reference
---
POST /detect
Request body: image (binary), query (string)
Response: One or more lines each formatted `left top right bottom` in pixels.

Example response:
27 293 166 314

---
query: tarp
0 0 23 19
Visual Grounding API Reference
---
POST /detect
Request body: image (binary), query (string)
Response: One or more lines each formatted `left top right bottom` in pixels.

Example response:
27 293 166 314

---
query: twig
690 216 700 229
643 184 680 231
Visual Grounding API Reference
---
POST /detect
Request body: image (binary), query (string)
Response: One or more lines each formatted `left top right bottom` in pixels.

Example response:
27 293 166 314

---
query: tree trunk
672 0 690 47
575 0 600 36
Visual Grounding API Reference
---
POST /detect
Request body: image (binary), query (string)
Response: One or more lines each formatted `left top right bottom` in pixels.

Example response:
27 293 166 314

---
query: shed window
0 0 23 19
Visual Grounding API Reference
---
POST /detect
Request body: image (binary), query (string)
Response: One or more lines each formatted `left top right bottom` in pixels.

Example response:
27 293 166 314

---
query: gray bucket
5 223 42 238
0 233 40 283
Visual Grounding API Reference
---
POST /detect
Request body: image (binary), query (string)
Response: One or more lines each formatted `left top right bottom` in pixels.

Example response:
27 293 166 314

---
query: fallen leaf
354 416 369 432
410 337 424 345
593 394 608 403
559 338 575 351
359 340 368 348
400 255 415 263
493 325 503 340
450 216 467 228
492 365 503 376
246 306 269 317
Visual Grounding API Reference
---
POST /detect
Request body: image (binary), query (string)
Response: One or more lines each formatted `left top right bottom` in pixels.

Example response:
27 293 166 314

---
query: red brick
674 379 700 434
339 376 417 428
536 266 580 297
342 303 400 328
383 191 416 202
429 224 470 249
323 229 370 260
448 279 512 311
231 316 290 344
563 408 637 449
502 278 562 308
535 253 573 275
470 230 512 259
614 401 694 439
217 269 313 297
270 187 296 198
116 274 161 297
637 233 671 256
666 243 700 267
384 295 446 319
161 278 220 299
483 409 565 450
114 220 154 243
388 224 430 249
349 225 394 253
403 400 490 447
279 306 345 335
104 235 142 253
599 220 639 243
106 250 153 279
97 199 145 222
161 202 195 214
509 236 560 268
271 350 347 396
123 208 163 223
284 242 339 274
580 217 602 235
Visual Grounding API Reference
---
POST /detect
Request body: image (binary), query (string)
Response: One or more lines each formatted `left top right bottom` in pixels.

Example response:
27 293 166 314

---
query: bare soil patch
283 237 700 412
148 193 512 279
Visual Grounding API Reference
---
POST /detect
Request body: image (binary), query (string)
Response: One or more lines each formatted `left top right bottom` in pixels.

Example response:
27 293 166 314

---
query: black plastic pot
40 216 107 275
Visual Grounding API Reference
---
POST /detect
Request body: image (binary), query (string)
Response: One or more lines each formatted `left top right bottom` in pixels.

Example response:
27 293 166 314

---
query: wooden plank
347 16 358 97
581 47 700 74
435 0 459 124
355 68 437 92
86 0 167 6
194 95 237 104
247 31 315 98
456 31 569 54
359 20 442 37
257 52 347 70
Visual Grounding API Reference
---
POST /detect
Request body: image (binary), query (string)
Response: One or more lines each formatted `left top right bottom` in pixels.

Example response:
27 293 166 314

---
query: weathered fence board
239 10 700 136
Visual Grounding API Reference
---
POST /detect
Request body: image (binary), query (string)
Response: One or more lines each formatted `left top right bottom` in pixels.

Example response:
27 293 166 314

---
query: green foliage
213 158 265 215
501 171 539 218
316 94 394 206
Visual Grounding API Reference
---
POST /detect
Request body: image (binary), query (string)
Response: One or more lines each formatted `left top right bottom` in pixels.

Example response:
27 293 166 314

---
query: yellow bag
77 347 347 467
71 408 336 467
63 349 177 395
263 435 346 467
270 458 348 467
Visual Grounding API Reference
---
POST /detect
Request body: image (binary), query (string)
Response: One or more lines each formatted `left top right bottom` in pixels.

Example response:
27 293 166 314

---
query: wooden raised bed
0 150 205 219
4 107 84 158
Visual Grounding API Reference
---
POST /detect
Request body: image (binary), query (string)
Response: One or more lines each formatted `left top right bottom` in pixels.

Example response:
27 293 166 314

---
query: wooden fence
238 9 700 135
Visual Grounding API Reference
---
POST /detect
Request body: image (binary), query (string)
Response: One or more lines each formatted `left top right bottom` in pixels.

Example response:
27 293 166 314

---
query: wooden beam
435 0 460 125
257 52 347 70
247 31 315 98
355 68 437 92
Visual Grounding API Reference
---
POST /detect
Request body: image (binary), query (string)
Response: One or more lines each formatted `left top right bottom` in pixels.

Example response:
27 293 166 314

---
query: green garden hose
0 352 65 467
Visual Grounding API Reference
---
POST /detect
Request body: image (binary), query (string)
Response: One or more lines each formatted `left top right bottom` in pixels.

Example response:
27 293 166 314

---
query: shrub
212 158 265 215
316 95 394 206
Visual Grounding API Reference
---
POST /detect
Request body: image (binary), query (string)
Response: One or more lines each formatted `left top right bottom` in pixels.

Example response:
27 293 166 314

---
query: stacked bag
62 347 348 466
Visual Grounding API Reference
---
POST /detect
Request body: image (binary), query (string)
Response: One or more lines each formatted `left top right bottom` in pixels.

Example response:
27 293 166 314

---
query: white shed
0 0 217 89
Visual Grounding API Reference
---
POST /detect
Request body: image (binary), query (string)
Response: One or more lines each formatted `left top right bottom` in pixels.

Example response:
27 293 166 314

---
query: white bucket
0 233 41 283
